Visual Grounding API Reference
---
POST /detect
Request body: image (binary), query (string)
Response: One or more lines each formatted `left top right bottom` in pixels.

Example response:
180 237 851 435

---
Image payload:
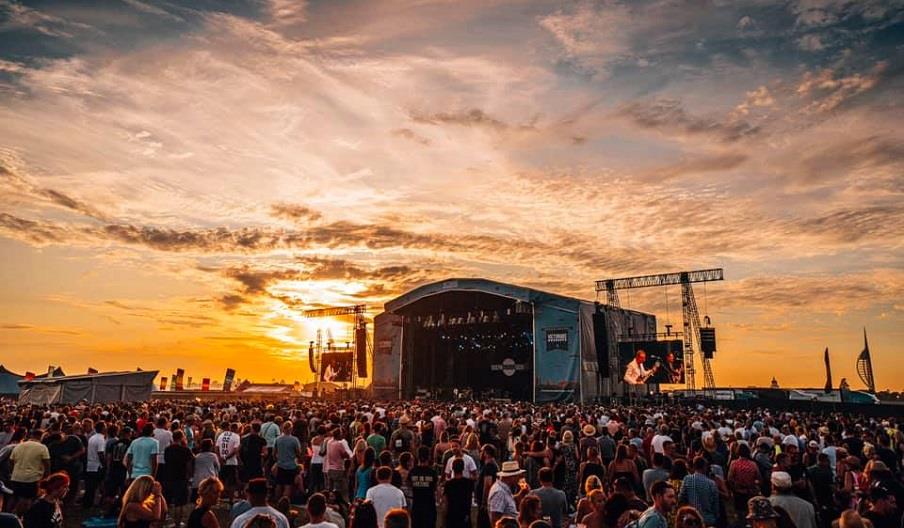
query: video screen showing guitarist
624 350 660 385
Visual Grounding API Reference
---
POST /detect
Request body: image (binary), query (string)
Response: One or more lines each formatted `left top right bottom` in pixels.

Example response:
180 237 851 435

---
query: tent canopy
18 370 158 405
0 365 23 395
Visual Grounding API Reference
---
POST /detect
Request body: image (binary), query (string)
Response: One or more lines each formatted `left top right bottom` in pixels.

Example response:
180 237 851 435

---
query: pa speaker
592 311 610 376
700 327 716 359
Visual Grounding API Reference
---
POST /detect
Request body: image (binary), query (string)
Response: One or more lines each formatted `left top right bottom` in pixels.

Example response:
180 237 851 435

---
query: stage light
438 313 446 326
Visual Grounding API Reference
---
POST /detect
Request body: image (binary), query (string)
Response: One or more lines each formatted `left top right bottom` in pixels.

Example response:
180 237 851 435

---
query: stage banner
223 368 236 391
187 376 193 389
320 352 353 382
201 378 210 391
159 377 168 391
175 368 185 391
533 295 581 403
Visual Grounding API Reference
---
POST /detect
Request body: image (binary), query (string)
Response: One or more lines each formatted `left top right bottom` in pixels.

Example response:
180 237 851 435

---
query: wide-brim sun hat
498 460 525 477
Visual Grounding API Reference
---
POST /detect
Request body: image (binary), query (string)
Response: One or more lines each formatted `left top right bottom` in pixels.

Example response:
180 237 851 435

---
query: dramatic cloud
616 99 760 143
0 0 901 387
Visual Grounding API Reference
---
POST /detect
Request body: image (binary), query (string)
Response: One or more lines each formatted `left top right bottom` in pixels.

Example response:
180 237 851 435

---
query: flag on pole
223 368 236 392
856 328 876 393
823 347 832 393
201 378 210 391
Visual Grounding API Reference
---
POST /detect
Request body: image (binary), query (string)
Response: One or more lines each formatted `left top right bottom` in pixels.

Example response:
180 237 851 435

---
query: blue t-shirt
274 435 300 470
355 466 373 499
125 436 159 478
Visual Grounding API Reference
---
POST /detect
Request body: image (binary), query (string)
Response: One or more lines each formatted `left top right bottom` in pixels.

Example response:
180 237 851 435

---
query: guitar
636 360 662 384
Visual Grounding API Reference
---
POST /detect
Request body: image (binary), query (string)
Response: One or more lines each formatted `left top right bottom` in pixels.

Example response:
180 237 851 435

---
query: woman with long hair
23 472 69 528
119 476 167 528
186 477 222 528
607 444 639 489
354 447 376 500
575 475 604 523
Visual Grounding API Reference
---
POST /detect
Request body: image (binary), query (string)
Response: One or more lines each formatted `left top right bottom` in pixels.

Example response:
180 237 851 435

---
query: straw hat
398 415 411 425
582 424 597 436
498 460 525 477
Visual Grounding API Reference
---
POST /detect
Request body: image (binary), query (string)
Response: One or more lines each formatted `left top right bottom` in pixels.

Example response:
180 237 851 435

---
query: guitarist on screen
624 350 659 385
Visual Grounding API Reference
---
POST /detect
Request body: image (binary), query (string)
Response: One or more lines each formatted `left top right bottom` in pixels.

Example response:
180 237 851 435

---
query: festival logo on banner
545 328 569 351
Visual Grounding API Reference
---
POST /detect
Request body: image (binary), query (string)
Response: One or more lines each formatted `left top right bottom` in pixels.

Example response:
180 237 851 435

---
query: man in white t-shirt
300 492 338 528
153 418 173 463
366 467 406 528
651 425 673 455
217 422 241 500
443 438 478 480
230 479 289 528
83 422 106 508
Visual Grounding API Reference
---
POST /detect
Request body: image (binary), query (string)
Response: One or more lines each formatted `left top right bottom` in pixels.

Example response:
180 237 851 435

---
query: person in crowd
301 492 339 528
163 430 193 527
192 439 220 502
230 478 288 528
365 467 405 528
325 428 352 504
216 422 241 503
238 422 267 497
349 501 378 528
517 494 542 528
644 453 670 503
580 488 606 528
125 424 159 481
118 475 167 528
489 461 530 525
82 421 106 509
382 508 410 528
861 482 899 528
529 467 567 528
674 506 705 528
354 447 376 501
8 429 50 516
727 443 761 522
443 458 473 528
187 477 223 528
769 471 817 528
679 457 719 527
575 475 604 523
637 481 677 528
408 446 437 528
273 422 301 502
747 496 780 528
23 472 69 528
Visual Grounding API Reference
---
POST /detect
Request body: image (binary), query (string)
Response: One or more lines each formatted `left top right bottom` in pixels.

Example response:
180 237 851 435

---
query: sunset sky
1 0 901 390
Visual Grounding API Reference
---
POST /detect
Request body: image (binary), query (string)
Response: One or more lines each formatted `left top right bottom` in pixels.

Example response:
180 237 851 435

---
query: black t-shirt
444 477 474 519
239 434 267 473
23 499 61 528
477 460 498 506
409 465 438 510
163 444 193 482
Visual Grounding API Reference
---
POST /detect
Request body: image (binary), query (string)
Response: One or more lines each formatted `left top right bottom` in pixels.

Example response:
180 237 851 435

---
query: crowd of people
0 398 901 528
